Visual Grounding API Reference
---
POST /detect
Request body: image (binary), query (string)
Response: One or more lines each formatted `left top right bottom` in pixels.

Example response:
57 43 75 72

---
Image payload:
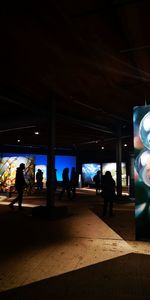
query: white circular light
143 114 150 131
140 151 150 166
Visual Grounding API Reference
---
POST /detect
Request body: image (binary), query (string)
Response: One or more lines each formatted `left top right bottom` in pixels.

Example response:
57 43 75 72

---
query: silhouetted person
54 168 58 192
70 167 78 198
9 163 27 210
101 171 115 217
36 169 43 191
59 168 71 200
93 170 101 195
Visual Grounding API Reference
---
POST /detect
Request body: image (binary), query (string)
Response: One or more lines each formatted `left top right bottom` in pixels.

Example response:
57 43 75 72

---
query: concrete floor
0 189 150 299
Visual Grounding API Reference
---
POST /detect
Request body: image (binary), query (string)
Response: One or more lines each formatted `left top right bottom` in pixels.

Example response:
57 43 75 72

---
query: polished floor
0 189 150 299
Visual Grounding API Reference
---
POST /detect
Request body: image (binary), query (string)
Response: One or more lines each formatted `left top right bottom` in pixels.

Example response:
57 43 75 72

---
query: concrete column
116 127 122 199
47 99 56 209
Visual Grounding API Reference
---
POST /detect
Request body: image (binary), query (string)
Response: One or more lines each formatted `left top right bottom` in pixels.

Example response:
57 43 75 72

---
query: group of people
9 163 115 216
8 164 78 210
59 167 78 200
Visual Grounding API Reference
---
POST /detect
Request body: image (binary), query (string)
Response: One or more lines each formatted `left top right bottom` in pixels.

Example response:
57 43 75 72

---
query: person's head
20 163 25 170
105 171 111 177
63 168 69 174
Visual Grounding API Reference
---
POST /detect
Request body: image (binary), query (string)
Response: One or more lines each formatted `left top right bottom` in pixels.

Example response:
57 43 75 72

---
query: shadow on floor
0 253 149 300
90 203 135 241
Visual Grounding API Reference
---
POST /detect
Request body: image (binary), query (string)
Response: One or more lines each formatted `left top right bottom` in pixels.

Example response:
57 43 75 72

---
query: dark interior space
1 3 150 298
1 2 150 154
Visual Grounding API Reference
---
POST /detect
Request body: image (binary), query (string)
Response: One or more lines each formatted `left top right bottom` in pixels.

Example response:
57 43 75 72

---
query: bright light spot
124 144 127 147
101 146 104 150
17 139 20 143
34 131 39 135
135 203 146 218
140 151 150 166
143 113 150 131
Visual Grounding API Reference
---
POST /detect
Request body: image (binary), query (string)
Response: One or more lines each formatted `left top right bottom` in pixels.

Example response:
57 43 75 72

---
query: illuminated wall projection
0 153 76 191
134 106 150 240
82 163 101 185
0 153 47 192
0 154 35 193
55 155 76 181
35 155 47 188
102 162 127 187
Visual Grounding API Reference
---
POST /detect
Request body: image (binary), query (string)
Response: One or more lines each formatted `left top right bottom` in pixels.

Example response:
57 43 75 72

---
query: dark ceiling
0 1 150 153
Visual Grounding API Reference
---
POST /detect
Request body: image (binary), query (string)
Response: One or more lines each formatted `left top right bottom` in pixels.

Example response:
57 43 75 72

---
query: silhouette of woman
101 171 115 217
59 168 71 200
9 163 27 210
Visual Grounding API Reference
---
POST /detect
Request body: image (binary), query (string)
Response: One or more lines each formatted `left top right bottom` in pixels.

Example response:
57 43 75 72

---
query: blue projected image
35 154 47 166
55 155 76 181
82 163 101 184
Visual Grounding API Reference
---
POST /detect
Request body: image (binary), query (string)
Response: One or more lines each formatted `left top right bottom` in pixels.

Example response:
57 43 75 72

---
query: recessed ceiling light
34 131 39 135
124 144 127 147
17 139 20 143
101 146 104 150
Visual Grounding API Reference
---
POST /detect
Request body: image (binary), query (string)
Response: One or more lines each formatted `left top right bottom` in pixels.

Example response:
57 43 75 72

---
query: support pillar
47 98 56 209
116 127 122 199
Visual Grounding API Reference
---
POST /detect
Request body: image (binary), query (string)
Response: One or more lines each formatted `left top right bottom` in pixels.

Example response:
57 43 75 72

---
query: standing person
36 169 43 191
59 168 71 200
101 171 115 217
9 163 27 210
93 170 101 195
70 167 78 199
54 168 58 192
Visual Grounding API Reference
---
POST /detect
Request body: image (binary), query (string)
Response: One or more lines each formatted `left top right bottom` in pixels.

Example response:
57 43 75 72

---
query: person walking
9 163 27 210
54 168 58 192
36 169 43 191
70 167 78 199
59 168 71 200
101 171 115 217
93 170 101 195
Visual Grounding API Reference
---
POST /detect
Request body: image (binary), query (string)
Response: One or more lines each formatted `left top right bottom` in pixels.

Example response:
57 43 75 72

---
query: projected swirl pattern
134 106 150 240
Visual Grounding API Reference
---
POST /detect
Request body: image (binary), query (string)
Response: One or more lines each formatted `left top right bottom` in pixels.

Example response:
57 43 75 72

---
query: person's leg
67 187 71 200
103 198 108 216
9 190 20 208
73 187 76 198
59 187 65 200
109 200 113 217
18 189 23 210
71 186 76 198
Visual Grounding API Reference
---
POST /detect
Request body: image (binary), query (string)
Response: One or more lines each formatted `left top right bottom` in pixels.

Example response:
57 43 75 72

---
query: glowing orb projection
133 105 150 241
135 150 150 187
139 111 150 149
